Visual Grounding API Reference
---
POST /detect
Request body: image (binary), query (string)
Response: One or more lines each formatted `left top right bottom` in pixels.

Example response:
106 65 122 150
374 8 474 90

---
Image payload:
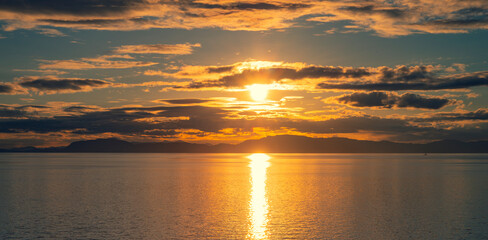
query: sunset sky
0 0 487 148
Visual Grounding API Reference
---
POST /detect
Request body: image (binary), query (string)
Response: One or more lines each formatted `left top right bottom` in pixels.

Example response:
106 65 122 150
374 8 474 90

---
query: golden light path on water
247 153 271 239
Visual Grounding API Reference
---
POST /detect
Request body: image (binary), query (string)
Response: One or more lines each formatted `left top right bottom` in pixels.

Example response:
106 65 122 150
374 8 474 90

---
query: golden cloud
0 1 486 36
114 43 201 55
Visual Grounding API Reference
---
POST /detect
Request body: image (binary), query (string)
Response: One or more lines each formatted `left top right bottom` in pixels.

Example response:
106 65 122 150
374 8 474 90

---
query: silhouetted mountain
231 135 488 153
63 138 216 153
65 138 133 152
0 146 39 152
1 135 487 153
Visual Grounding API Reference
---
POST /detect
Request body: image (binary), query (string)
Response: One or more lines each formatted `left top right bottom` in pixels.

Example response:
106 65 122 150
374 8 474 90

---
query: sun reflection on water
247 153 271 239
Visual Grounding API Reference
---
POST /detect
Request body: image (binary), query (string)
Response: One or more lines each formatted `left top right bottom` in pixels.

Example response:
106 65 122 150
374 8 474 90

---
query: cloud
0 0 314 31
445 63 467 72
146 62 244 80
38 54 158 70
394 94 453 109
0 0 486 36
416 109 488 122
377 65 436 81
63 105 100 113
17 77 112 94
0 82 27 95
332 92 452 109
169 61 372 89
0 105 230 134
156 99 215 105
308 1 488 37
191 66 370 88
185 2 310 11
0 106 29 118
341 5 406 19
2 77 190 95
153 98 237 106
412 7 488 32
317 71 488 91
0 83 15 94
1 103 487 145
114 43 201 55
37 28 66 37
1 105 49 118
13 69 68 75
0 104 49 118
163 61 487 92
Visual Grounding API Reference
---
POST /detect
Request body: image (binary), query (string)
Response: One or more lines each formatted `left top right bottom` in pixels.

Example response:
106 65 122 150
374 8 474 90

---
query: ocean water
0 153 487 239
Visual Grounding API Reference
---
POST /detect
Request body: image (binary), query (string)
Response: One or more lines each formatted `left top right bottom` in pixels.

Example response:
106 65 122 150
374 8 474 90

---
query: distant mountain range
1 135 488 153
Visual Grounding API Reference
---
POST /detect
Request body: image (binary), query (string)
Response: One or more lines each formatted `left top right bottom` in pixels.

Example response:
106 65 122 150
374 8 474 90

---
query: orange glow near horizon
247 153 271 239
248 153 271 162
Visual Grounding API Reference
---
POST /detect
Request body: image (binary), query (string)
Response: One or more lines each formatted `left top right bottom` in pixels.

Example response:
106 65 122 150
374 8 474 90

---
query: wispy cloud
1 104 487 146
157 61 488 92
327 92 454 109
0 82 28 95
0 0 486 36
36 28 66 37
317 71 488 91
114 43 201 55
38 54 158 70
16 76 113 94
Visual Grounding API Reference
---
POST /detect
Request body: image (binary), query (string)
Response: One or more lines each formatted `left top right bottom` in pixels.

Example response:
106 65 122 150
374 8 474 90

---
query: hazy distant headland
2 135 487 153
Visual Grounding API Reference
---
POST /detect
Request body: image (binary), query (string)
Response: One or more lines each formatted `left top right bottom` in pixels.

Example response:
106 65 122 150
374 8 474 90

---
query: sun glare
247 153 271 161
247 84 269 102
247 153 271 239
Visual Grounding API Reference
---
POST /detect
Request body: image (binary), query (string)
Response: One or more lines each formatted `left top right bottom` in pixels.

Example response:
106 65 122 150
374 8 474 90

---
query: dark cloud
0 0 138 15
0 82 27 95
337 92 393 107
63 106 98 113
1 0 487 35
0 0 313 32
1 104 487 144
207 66 235 73
41 18 131 26
289 116 420 135
336 92 452 109
427 17 488 28
0 105 228 134
0 104 48 118
423 7 488 27
317 71 488 91
158 99 214 105
395 93 451 109
2 77 119 95
186 1 310 11
309 1 488 37
342 5 406 19
180 66 372 88
415 109 488 122
0 107 27 118
0 83 14 94
18 78 112 93
378 65 435 82
288 115 488 142
175 64 486 92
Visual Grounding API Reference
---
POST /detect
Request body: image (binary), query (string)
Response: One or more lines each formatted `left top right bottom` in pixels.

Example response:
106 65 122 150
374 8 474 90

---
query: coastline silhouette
3 135 487 153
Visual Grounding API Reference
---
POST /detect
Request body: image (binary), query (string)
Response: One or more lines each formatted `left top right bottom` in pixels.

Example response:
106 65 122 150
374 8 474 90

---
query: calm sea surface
1 153 487 239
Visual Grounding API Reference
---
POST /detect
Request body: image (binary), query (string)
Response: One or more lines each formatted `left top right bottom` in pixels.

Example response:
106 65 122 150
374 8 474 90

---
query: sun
247 153 271 161
247 84 269 102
